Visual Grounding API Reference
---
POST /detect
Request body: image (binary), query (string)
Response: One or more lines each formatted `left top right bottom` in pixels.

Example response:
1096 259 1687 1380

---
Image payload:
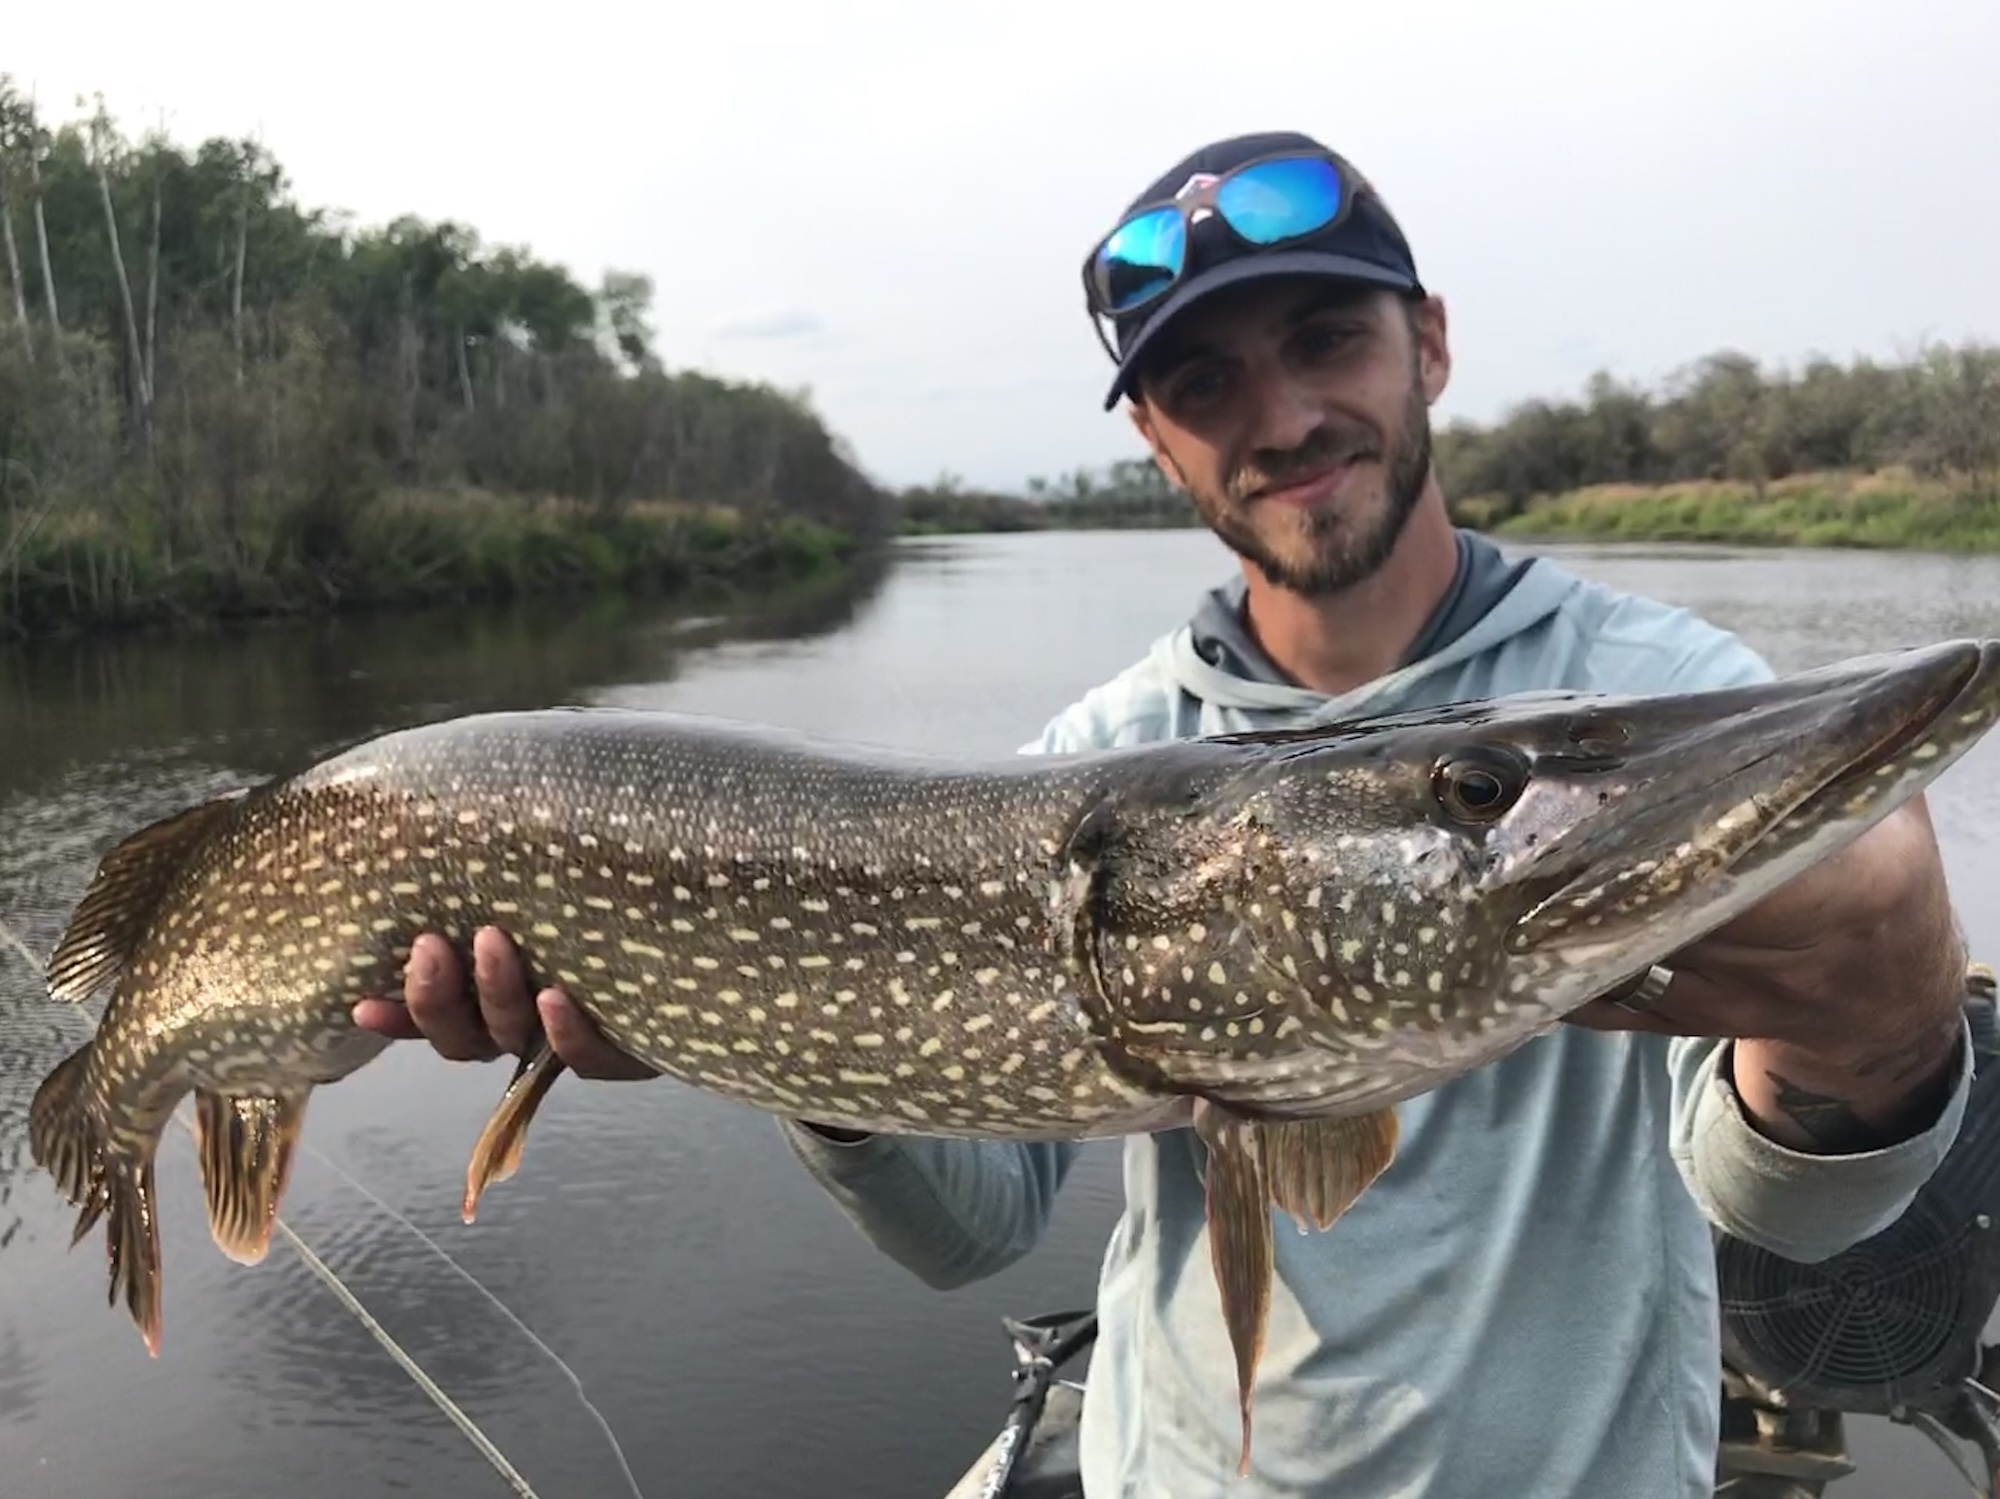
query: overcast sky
11 0 1998 491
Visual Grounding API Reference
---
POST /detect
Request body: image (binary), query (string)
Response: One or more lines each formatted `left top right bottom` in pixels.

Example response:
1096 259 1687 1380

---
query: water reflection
0 550 894 796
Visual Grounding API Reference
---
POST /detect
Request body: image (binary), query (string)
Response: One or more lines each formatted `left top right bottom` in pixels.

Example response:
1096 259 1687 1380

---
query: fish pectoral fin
44 790 245 1004
1262 1108 1400 1236
190 1088 310 1266
462 1038 568 1225
1192 1099 1276 1479
28 1045 166 1357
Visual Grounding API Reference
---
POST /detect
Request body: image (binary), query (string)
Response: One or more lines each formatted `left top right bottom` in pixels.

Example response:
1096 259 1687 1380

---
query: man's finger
538 989 658 1080
473 926 540 1057
1563 965 1742 1039
404 932 500 1061
1566 965 1684 1035
351 997 424 1040
1565 998 1682 1035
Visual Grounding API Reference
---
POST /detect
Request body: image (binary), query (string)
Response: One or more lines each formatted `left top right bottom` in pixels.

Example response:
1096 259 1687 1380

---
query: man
355 132 1975 1497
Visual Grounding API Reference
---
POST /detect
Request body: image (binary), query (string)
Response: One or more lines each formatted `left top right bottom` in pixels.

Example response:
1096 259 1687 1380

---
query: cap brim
1100 250 1419 410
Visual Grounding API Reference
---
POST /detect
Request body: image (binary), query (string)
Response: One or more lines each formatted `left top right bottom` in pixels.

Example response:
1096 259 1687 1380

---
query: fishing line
293 1140 647 1499
2 918 644 1499
161 1103 546 1499
0 916 37 973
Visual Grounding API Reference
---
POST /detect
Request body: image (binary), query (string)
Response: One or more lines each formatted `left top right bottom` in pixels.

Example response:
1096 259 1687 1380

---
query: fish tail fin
106 1152 165 1358
29 1045 165 1357
29 1044 103 1208
462 1038 568 1224
190 1089 311 1266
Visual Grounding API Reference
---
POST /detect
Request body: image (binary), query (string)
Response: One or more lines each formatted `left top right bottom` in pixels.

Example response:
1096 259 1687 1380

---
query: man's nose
1242 370 1325 453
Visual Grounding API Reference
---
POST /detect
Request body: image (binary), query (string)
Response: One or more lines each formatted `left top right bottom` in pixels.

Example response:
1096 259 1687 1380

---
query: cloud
711 308 826 342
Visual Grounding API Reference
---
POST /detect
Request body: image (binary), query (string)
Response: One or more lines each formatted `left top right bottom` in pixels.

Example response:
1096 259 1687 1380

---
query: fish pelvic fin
1264 1108 1399 1236
1192 1099 1277 1479
189 1089 310 1265
462 1038 568 1224
1191 1101 1402 1478
29 1044 165 1357
45 791 245 1004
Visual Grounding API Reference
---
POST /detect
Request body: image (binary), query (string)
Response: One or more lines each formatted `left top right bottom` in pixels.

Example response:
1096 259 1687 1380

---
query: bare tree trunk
97 163 152 422
143 168 160 398
398 273 420 465
0 166 29 362
26 145 60 368
231 178 247 382
455 328 476 412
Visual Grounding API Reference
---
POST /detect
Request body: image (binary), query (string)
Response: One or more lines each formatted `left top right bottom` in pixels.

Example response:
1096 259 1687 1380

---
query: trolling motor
1714 964 2000 1498
943 1310 1094 1499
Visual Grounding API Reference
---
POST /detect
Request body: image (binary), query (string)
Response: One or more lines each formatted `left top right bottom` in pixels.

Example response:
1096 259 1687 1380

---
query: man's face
1128 279 1451 596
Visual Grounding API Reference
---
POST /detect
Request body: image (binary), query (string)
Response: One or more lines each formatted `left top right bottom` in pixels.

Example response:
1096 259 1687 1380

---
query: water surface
2 532 1997 1498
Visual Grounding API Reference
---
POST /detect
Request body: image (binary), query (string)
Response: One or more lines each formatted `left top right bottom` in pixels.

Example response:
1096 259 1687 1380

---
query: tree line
896 458 1192 534
1433 342 2000 524
899 333 2000 543
0 80 891 636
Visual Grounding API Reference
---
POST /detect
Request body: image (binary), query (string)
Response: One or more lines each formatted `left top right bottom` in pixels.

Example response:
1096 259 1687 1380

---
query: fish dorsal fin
46 791 246 1003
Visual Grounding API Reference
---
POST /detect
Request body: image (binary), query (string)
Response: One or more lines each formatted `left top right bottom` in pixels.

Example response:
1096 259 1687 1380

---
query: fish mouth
1811 647 1976 791
1507 638 2000 984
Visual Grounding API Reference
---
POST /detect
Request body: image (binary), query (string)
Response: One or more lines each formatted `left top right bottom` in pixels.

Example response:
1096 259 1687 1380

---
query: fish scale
27 639 2000 1482
127 714 1206 1140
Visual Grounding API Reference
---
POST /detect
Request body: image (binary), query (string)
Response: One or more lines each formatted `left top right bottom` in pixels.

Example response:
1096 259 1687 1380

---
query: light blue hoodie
780 534 1973 1499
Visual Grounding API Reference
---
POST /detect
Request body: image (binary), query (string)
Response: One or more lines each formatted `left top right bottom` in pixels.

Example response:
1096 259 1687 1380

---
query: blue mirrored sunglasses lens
1094 207 1185 312
1216 157 1344 244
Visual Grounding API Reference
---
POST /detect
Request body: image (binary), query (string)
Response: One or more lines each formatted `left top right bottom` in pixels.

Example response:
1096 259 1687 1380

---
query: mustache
1227 424 1380 502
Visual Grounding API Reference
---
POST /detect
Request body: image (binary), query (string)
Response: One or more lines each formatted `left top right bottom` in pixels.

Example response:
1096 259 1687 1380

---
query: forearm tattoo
1761 1072 1892 1153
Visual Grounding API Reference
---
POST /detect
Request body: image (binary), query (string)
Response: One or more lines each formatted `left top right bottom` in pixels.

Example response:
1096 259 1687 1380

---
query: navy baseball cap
1087 130 1424 410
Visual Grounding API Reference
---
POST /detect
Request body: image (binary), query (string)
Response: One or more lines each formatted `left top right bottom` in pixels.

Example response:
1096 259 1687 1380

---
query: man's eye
1298 322 1358 357
1172 366 1229 405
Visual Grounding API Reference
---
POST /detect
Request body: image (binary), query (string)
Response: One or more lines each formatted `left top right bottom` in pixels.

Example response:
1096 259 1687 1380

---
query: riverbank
1470 469 2000 552
892 467 2000 553
1 488 864 640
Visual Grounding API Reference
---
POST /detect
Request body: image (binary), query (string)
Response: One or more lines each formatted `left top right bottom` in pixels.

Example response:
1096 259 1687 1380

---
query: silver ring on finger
1611 964 1675 1016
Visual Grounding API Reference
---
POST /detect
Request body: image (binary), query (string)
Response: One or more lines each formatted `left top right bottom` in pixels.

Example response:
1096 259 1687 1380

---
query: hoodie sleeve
775 1123 1085 1289
773 702 1109 1290
1639 613 1974 1261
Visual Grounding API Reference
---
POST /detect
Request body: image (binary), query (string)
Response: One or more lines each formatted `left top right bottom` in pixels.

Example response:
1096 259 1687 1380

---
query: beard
1187 366 1434 597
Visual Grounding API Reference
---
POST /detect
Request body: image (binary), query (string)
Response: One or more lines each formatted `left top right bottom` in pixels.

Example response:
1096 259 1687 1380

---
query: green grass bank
1 489 861 640
1467 469 2000 552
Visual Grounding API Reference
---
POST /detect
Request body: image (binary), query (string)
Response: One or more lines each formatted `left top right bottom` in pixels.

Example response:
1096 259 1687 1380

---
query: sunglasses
1081 151 1364 358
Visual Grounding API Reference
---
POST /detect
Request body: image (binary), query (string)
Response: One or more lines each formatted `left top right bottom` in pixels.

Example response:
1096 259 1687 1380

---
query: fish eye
1432 747 1528 824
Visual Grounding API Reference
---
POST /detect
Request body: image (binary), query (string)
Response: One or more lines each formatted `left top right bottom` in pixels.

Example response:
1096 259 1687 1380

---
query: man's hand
1570 798 1969 1154
352 927 657 1080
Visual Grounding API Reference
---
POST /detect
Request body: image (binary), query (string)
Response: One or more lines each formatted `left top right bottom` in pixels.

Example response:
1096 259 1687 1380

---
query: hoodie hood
1164 529 1583 720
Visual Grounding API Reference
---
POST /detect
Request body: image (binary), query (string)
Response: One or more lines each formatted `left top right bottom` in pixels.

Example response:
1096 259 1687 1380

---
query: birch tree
85 95 149 421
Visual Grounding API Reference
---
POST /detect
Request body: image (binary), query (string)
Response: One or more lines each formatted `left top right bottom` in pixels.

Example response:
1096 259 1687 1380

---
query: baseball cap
1088 130 1424 410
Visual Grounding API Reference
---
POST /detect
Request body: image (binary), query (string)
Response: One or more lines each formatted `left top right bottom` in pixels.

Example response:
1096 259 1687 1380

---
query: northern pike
29 638 2000 1475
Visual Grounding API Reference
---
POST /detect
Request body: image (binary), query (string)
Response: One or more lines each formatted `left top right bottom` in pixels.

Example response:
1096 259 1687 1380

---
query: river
2 530 1997 1499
